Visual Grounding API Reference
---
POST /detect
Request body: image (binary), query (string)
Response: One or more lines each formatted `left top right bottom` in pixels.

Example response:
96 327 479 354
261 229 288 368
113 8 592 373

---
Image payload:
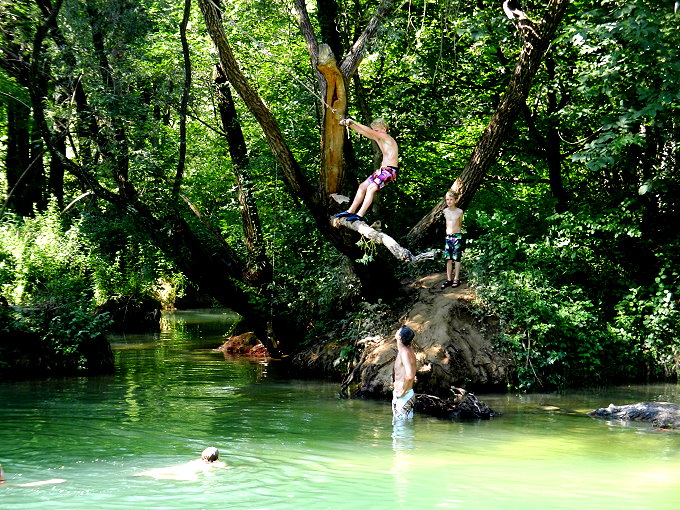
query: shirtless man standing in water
334 118 399 223
392 326 417 422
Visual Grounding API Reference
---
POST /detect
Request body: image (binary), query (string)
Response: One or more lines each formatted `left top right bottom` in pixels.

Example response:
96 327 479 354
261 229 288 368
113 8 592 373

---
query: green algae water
2 309 680 509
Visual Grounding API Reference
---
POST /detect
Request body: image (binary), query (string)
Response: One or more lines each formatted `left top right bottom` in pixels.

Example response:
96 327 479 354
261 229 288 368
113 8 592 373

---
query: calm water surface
2 309 680 509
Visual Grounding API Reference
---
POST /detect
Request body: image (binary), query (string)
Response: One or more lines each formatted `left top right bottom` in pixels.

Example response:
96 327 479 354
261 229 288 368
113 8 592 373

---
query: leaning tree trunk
213 64 273 287
198 0 314 205
200 0 404 303
406 0 570 246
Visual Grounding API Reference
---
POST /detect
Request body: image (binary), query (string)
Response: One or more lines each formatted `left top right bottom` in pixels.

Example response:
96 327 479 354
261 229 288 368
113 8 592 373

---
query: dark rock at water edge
414 387 500 420
0 329 114 380
589 402 680 429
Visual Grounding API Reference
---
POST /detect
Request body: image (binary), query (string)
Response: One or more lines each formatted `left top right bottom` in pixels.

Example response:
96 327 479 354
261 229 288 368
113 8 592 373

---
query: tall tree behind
198 0 405 301
407 0 570 246
0 0 46 216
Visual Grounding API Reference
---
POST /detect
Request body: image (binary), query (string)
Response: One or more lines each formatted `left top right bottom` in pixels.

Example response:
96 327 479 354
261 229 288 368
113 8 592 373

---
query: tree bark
213 65 273 287
406 0 570 246
317 44 347 196
173 0 192 197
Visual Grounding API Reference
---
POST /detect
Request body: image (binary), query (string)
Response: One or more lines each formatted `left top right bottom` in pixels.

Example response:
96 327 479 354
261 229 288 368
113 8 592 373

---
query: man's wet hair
397 325 415 346
201 447 220 462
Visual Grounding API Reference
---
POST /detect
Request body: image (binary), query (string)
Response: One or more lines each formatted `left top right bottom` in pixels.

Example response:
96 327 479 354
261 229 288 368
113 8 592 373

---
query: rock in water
589 402 680 429
414 387 500 420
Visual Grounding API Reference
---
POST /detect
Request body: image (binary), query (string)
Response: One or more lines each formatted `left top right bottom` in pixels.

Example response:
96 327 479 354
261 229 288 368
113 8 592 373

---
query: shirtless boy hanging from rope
334 118 399 223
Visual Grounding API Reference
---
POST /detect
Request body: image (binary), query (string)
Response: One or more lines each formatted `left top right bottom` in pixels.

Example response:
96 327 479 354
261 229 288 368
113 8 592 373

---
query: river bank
291 273 514 399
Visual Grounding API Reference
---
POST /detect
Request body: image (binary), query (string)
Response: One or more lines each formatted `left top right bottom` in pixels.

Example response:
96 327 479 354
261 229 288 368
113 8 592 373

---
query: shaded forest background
0 0 678 389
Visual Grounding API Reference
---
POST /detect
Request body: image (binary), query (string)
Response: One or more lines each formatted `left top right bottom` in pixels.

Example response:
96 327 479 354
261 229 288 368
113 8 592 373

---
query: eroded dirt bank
292 273 514 399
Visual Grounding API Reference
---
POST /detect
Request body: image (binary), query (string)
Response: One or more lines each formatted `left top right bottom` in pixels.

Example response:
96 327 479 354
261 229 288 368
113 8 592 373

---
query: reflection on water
1 309 680 509
392 419 415 450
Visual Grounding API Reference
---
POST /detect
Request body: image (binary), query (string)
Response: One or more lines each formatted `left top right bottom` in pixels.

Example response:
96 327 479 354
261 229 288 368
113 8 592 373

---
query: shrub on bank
0 204 176 377
0 303 114 379
466 201 680 389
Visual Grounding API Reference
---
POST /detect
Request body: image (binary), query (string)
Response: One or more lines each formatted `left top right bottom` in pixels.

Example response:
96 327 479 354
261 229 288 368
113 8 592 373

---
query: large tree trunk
5 100 37 216
173 0 192 197
406 0 570 246
543 58 568 212
213 65 272 287
199 0 403 303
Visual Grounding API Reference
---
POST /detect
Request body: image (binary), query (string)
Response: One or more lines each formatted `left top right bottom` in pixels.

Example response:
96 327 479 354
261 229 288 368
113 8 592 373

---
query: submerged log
415 387 500 420
330 216 436 263
589 402 680 429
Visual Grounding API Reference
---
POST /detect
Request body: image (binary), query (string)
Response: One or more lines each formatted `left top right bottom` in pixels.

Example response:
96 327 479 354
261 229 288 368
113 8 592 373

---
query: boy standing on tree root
441 190 464 289
334 118 399 223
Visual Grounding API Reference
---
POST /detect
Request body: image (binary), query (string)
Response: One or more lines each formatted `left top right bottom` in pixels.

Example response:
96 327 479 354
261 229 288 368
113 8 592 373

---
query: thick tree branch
406 0 569 246
198 0 314 203
292 0 324 94
340 0 399 79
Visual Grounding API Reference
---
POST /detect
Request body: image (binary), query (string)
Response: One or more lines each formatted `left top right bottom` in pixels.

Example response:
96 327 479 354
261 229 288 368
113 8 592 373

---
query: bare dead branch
331 216 436 263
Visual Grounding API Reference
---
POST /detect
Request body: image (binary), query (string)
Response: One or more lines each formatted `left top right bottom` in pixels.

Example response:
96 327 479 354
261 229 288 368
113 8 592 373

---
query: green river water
1 309 680 509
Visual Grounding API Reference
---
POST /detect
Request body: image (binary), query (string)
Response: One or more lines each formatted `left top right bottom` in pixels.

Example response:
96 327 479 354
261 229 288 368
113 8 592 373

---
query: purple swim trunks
363 165 398 189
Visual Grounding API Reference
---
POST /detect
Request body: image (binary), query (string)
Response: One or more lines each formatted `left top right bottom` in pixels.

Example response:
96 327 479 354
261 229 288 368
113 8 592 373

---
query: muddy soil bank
291 273 515 399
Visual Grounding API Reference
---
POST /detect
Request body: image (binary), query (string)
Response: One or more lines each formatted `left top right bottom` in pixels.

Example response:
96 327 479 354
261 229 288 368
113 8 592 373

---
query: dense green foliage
0 297 113 377
0 202 182 308
0 0 678 387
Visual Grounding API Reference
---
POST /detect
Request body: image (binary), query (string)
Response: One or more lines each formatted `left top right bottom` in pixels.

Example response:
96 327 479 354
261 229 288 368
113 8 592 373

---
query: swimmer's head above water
201 447 220 463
